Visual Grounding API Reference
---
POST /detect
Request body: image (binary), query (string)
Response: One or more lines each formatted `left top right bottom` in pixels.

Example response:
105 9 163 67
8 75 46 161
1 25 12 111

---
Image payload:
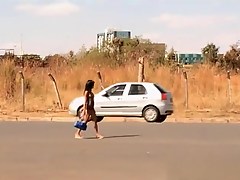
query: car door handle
117 98 122 100
142 97 148 99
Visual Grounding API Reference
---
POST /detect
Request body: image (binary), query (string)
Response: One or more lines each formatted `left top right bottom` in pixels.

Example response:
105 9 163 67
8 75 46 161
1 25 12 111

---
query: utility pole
20 34 24 68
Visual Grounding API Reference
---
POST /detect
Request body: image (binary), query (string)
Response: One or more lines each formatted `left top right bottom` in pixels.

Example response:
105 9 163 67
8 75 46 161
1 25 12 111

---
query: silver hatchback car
69 82 173 123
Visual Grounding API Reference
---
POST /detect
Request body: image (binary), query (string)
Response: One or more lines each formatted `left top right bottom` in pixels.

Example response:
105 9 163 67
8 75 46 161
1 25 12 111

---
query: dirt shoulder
1 109 240 123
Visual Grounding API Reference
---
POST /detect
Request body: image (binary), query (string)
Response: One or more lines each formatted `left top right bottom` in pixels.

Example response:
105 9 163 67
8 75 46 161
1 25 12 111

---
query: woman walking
75 80 104 139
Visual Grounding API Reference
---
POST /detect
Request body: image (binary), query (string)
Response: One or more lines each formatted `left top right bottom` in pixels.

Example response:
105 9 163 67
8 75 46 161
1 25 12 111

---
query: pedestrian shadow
84 134 140 140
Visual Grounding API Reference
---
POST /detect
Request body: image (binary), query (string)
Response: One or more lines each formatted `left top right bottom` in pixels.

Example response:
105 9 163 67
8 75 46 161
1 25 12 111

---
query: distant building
0 49 15 60
97 28 131 50
0 49 14 56
177 53 203 64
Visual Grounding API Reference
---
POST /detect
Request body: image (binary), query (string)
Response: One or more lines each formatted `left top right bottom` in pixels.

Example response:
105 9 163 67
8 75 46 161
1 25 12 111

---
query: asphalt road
0 121 240 180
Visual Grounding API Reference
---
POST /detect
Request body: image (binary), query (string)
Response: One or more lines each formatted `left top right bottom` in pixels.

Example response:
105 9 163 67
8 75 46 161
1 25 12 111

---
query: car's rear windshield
154 84 167 93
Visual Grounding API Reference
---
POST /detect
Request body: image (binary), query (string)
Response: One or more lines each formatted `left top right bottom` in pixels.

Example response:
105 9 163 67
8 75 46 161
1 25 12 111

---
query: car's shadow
84 134 140 140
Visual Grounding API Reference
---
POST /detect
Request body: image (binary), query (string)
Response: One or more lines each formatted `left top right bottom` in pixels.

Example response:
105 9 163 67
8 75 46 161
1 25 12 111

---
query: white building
97 28 131 50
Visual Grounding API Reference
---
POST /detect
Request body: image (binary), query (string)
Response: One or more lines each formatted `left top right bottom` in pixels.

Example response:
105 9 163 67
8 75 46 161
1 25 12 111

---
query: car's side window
128 84 147 95
107 84 126 96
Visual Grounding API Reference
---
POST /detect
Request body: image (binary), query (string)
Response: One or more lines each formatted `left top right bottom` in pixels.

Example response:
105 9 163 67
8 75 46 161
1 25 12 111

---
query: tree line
1 37 240 71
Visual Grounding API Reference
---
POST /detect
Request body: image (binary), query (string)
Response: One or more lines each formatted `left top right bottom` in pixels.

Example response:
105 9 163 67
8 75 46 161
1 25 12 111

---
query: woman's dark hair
84 80 95 93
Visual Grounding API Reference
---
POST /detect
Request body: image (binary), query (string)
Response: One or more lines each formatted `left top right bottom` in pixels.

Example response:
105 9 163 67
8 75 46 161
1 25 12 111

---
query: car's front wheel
143 106 160 123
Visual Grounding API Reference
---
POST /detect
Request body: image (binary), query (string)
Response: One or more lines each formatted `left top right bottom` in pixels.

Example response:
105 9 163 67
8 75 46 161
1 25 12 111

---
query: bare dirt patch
1 109 240 123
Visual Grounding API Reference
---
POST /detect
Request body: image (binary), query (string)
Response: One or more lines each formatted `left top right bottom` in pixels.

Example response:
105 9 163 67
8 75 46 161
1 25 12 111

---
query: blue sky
0 0 239 57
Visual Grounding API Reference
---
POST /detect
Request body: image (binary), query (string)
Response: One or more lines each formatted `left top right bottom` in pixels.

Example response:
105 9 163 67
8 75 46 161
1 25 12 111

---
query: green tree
69 50 74 58
224 42 240 70
121 36 166 68
202 43 219 64
83 35 166 68
112 37 124 65
167 47 177 64
76 44 87 59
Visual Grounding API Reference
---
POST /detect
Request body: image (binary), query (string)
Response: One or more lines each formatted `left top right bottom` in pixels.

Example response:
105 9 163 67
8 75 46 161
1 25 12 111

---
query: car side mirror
102 92 109 97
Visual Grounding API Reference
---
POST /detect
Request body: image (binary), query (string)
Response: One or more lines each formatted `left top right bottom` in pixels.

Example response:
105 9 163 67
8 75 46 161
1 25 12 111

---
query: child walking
75 80 104 139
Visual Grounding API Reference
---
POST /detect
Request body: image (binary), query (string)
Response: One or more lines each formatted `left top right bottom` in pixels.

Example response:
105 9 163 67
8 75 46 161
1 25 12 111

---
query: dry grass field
1 59 240 118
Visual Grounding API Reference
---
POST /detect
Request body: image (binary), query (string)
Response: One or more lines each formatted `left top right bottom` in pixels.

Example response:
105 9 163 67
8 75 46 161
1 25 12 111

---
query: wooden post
48 73 63 109
97 71 104 90
19 71 25 112
138 57 145 82
227 71 232 104
183 71 189 109
177 63 180 74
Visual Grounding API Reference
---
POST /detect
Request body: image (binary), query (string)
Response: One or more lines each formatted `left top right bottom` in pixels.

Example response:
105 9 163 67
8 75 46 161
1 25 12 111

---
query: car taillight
161 93 167 100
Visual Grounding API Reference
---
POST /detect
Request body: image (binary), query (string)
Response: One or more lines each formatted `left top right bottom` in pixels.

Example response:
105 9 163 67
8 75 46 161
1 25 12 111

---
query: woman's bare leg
90 110 104 139
94 121 104 139
75 129 83 139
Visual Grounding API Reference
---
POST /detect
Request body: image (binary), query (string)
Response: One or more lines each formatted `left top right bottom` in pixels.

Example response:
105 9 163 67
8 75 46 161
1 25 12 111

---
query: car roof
113 82 154 85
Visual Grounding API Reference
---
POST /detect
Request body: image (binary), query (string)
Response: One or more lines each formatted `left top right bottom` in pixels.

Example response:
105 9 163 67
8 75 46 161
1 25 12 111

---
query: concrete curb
0 116 240 123
167 117 240 124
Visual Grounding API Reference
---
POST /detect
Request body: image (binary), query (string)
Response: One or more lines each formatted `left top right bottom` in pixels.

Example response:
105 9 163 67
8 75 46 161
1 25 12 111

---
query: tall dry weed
0 60 17 102
0 59 239 113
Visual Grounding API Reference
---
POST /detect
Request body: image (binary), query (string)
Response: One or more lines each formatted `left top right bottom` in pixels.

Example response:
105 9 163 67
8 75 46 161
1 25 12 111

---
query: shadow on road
85 134 140 140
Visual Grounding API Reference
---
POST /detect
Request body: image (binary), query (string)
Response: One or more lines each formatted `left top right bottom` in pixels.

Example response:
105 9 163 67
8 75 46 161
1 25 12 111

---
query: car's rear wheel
156 115 167 123
77 106 83 118
77 106 104 122
96 116 104 122
143 106 160 123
